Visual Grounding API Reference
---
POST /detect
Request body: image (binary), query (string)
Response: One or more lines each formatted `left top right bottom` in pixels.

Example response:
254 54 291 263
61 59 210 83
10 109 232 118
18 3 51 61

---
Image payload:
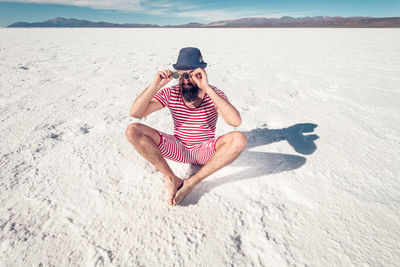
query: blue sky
0 0 399 27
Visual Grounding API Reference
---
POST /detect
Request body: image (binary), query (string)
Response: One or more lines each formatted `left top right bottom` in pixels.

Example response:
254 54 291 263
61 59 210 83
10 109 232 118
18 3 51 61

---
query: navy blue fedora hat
173 47 207 70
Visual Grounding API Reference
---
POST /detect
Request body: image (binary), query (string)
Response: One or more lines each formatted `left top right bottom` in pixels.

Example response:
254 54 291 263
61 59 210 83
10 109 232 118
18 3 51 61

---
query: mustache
180 82 199 102
181 81 193 87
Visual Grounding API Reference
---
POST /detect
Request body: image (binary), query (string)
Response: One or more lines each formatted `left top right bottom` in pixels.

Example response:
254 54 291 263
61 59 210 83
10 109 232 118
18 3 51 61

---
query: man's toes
173 194 180 205
174 195 182 205
169 192 177 205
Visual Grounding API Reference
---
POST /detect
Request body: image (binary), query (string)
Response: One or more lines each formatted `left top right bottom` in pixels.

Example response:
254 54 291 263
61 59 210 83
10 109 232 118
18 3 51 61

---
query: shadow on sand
181 123 319 206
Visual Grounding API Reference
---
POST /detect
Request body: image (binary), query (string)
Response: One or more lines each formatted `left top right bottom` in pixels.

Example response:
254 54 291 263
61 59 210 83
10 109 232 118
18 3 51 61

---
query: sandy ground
0 28 399 266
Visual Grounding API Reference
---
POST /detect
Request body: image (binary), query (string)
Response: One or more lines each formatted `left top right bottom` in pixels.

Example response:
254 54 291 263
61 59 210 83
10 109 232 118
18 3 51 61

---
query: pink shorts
156 131 221 165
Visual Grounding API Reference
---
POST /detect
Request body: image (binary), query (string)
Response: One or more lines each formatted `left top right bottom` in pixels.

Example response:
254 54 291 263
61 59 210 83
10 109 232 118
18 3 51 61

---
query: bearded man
125 47 247 205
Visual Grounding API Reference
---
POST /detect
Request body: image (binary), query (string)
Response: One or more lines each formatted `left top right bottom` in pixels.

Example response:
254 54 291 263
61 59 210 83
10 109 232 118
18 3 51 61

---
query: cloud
1 0 145 11
170 8 310 22
1 0 309 22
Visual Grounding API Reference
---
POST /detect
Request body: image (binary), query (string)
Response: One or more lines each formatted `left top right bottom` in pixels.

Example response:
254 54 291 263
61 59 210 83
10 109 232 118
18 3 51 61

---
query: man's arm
205 87 242 127
129 85 163 118
129 70 172 118
190 68 242 127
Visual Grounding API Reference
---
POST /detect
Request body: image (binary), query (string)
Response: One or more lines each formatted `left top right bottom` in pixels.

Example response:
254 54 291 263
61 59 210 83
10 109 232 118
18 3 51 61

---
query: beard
180 81 199 102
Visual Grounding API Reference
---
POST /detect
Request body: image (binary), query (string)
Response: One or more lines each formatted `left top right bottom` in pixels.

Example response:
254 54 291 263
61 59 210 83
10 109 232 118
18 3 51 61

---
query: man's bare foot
167 176 183 205
173 179 195 206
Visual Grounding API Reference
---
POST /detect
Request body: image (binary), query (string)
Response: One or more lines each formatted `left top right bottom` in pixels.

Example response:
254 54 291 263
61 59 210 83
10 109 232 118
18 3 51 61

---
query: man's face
178 69 199 102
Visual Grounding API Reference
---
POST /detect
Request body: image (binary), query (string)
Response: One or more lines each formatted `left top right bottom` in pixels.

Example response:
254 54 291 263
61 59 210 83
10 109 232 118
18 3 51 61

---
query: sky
0 0 399 27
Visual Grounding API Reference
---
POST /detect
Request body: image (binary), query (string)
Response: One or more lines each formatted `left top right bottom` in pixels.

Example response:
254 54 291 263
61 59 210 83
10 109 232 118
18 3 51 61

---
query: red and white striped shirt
153 84 228 149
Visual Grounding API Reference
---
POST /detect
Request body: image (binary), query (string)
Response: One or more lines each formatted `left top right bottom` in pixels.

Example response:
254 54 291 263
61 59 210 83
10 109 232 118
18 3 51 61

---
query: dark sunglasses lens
182 72 190 79
172 71 179 79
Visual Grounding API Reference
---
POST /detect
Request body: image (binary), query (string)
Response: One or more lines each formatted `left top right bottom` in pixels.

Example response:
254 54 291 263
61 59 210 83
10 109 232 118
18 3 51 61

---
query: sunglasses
172 71 193 80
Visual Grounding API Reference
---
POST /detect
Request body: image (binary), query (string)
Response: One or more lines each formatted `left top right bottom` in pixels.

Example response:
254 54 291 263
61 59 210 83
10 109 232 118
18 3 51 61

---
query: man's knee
125 123 160 145
221 131 247 152
125 123 146 141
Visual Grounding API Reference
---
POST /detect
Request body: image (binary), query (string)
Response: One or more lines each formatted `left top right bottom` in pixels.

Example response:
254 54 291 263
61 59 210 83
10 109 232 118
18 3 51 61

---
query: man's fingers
194 67 205 74
192 68 205 80
191 73 201 81
191 75 199 85
159 71 172 82
164 70 173 80
167 70 172 78
193 67 202 72
159 70 169 79
191 71 201 80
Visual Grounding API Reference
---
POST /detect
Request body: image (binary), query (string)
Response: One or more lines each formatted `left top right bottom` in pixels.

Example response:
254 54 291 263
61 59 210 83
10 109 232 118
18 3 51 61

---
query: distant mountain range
7 16 400 28
7 18 158 28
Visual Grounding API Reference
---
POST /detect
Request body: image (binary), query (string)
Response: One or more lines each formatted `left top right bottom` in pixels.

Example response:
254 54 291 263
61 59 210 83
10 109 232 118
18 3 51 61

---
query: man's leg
173 131 247 205
125 123 183 205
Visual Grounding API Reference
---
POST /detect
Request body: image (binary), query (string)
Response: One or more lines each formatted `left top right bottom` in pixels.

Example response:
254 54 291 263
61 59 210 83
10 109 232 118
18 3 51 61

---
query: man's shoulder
208 85 228 101
209 84 221 92
159 84 180 93
169 84 180 92
209 85 226 95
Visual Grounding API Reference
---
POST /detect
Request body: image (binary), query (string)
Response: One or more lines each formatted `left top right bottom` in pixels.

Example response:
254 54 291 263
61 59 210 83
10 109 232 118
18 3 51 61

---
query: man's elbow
229 117 242 127
129 110 143 118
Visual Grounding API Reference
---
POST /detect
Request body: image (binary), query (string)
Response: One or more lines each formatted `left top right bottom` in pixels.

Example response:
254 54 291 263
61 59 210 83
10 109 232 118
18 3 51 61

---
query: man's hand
152 69 173 89
190 68 210 91
129 70 171 118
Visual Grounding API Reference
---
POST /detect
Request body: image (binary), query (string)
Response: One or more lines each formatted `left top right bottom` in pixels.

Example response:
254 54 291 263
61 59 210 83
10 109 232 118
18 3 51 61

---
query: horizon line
5 15 400 27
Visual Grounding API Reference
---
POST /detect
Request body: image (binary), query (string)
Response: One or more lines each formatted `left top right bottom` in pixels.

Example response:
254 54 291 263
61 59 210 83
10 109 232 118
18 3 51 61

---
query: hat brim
173 62 207 70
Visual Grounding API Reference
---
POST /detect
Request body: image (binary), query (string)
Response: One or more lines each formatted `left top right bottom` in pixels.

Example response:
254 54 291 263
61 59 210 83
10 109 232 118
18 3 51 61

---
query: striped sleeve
153 87 172 107
215 88 229 101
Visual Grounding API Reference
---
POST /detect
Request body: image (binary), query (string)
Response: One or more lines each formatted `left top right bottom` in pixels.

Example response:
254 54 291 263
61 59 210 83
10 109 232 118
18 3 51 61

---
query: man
125 47 247 206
